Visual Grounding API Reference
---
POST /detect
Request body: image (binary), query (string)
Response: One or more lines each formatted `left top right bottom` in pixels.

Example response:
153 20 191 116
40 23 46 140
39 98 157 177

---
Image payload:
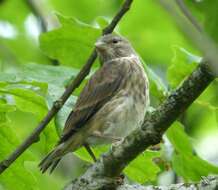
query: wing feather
59 61 124 143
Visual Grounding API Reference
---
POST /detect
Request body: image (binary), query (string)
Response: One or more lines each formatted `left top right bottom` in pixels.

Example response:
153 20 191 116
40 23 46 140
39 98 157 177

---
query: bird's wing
59 61 124 143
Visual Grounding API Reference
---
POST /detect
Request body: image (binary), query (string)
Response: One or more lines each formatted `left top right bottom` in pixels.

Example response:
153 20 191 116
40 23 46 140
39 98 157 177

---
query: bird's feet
115 173 125 185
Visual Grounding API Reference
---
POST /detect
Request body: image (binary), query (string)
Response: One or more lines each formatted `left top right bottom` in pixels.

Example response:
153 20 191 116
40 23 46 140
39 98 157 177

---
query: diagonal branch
0 0 134 175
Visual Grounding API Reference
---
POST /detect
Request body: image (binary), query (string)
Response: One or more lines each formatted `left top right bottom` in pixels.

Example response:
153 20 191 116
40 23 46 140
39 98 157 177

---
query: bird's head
95 34 136 63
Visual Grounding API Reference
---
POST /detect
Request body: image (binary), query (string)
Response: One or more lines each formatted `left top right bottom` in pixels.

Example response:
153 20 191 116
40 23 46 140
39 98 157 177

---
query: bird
39 34 150 173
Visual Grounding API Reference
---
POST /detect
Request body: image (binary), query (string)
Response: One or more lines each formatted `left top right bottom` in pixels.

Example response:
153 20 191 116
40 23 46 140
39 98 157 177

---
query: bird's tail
39 133 84 173
39 144 64 174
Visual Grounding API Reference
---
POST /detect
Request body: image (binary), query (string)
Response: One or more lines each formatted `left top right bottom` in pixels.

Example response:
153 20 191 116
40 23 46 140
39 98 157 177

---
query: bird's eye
112 39 119 44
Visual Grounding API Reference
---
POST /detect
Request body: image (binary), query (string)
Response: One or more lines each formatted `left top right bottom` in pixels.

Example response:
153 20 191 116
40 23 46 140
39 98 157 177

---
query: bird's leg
83 143 97 162
91 131 122 142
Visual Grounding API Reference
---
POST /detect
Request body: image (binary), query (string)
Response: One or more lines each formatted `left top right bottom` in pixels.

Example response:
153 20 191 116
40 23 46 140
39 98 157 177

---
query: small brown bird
39 34 149 173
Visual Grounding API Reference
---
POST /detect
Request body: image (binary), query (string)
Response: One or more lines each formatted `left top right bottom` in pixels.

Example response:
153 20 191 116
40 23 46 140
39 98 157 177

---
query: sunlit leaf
124 151 161 183
167 47 200 88
40 14 101 67
167 122 218 181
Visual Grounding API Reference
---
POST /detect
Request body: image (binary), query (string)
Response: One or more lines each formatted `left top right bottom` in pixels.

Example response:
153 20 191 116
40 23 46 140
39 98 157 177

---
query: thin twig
0 0 133 175
26 0 47 32
175 0 203 33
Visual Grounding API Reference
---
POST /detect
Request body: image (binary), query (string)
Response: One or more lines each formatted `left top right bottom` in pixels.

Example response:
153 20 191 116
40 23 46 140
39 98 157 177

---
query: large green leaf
54 95 77 136
142 59 167 102
0 62 79 146
74 145 109 163
0 123 37 190
0 103 16 113
0 85 58 150
167 47 200 88
167 122 218 181
19 63 78 87
0 102 16 125
0 78 64 189
0 88 46 109
0 121 64 190
124 151 161 183
40 15 101 67
1 62 78 104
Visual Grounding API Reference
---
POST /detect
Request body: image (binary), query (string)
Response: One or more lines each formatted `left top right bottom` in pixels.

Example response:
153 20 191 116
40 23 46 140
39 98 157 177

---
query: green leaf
40 15 101 67
0 99 16 125
74 145 109 163
187 99 218 138
0 123 37 190
167 47 200 88
54 96 77 136
0 104 16 113
95 16 110 29
143 62 168 101
0 112 7 124
1 62 78 106
124 151 161 183
172 152 218 182
0 62 80 148
19 63 78 87
0 88 46 109
0 122 64 190
166 122 193 155
0 83 58 151
167 122 218 181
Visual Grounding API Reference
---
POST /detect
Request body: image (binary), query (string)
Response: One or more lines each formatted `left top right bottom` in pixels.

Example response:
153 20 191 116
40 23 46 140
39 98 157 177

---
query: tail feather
39 149 62 173
49 159 61 174
39 132 85 173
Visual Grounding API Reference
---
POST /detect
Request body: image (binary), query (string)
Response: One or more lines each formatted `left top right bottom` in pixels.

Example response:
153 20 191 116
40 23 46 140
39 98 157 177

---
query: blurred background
0 0 218 189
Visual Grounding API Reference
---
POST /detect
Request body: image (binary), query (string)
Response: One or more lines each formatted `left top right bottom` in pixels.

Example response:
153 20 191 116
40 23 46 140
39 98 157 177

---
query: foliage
0 0 218 189
167 122 218 181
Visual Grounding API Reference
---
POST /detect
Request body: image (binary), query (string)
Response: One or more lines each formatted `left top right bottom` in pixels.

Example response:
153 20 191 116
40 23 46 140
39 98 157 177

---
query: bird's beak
95 41 106 51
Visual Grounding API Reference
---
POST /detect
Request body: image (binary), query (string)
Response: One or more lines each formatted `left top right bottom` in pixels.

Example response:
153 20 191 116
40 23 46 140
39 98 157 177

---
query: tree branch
0 0 134 175
65 176 218 190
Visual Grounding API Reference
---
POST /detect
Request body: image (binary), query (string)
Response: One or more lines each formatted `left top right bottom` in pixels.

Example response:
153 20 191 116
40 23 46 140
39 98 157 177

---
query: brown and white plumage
39 34 149 173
